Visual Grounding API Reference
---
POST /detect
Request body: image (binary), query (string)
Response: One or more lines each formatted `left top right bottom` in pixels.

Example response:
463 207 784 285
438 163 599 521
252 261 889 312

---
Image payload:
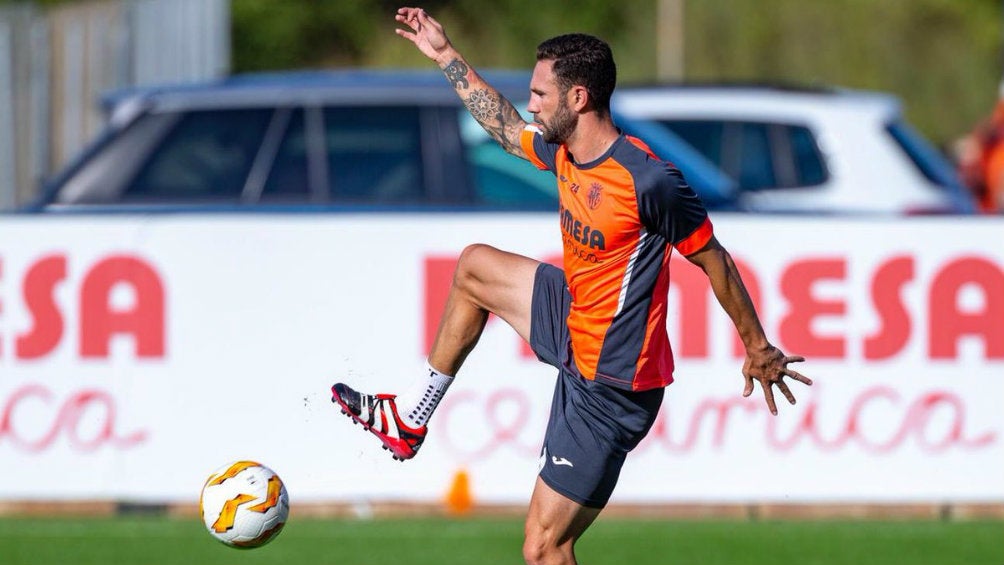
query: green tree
225 0 1002 144
684 0 1001 144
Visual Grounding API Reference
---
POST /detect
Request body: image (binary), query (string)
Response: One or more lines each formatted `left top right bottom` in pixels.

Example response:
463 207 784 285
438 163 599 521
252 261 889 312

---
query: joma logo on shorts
559 206 606 251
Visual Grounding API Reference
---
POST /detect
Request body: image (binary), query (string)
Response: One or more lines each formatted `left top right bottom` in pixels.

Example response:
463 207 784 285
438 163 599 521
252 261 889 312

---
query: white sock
396 364 454 429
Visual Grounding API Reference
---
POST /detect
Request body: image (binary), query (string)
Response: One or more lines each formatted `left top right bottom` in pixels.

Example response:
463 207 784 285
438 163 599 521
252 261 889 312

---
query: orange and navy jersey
520 126 713 391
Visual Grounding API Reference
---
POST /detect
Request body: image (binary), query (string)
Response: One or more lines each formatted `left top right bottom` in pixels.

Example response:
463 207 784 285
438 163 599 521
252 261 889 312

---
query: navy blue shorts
529 263 664 508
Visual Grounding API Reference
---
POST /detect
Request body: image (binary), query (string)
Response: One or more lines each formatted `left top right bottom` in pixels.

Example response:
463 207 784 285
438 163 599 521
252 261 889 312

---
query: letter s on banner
16 255 67 360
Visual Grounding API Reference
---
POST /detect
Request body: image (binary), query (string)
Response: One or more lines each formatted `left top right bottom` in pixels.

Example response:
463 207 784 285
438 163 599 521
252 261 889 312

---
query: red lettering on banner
670 256 761 359
670 258 710 357
865 256 914 360
644 395 760 450
928 256 1004 359
731 257 762 357
436 386 994 460
422 252 1004 361
0 253 166 360
646 386 994 454
0 258 3 357
762 387 994 453
80 255 165 358
16 255 67 359
779 258 846 358
423 254 561 359
438 389 539 462
423 256 455 356
0 384 147 451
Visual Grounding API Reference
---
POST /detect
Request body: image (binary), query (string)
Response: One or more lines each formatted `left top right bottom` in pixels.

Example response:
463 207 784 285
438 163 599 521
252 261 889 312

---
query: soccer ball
199 460 290 548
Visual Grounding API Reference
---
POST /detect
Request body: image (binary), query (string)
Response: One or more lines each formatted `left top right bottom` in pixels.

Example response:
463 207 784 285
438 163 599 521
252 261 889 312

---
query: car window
52 112 179 204
885 120 961 189
261 108 312 201
737 122 775 189
457 108 739 210
659 120 724 165
323 106 425 204
458 109 556 208
659 119 827 191
789 125 827 186
122 109 273 201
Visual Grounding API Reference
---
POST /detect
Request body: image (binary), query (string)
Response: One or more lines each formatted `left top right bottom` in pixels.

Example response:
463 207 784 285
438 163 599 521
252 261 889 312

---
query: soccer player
332 7 812 564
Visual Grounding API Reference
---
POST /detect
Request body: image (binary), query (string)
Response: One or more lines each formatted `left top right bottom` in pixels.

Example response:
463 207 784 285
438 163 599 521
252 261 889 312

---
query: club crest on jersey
587 182 603 209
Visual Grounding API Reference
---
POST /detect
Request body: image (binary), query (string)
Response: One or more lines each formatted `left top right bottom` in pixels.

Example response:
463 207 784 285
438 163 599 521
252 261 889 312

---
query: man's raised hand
395 7 452 64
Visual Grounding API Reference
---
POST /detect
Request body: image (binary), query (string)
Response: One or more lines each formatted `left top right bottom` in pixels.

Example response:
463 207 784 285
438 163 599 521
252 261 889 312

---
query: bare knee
522 527 573 565
452 243 498 297
447 243 537 340
521 533 550 565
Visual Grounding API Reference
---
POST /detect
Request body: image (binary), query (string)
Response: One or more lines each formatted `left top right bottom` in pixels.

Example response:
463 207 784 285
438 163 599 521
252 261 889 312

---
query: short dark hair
536 33 616 115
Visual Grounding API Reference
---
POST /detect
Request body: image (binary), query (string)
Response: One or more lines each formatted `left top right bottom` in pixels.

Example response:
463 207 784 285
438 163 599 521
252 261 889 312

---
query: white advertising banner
0 214 1001 505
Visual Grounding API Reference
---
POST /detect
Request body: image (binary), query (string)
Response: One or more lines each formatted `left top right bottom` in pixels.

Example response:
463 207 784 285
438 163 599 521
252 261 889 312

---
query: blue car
25 69 739 213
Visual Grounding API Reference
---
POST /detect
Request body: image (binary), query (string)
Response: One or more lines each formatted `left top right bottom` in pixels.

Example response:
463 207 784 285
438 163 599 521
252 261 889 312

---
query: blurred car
614 84 976 214
23 70 738 213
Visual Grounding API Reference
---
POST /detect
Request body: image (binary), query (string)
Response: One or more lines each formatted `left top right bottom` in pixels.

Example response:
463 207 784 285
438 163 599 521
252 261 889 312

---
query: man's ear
569 85 589 112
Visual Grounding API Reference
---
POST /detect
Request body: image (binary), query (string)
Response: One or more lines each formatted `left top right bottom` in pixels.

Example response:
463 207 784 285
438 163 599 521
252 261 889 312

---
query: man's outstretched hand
395 7 452 64
742 345 812 415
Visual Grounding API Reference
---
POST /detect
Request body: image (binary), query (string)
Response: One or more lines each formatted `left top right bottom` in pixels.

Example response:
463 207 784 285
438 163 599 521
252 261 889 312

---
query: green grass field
1 516 1001 565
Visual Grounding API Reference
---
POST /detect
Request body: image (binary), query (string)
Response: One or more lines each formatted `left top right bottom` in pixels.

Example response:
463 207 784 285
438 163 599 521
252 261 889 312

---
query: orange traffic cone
445 468 474 515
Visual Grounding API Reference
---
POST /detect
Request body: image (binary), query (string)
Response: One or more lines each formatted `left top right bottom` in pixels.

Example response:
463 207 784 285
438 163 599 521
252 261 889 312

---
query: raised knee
456 243 494 269
453 243 495 290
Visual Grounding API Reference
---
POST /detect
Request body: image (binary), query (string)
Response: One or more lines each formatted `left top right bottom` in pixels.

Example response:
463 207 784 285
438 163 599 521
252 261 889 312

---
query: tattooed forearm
444 57 527 157
443 59 469 89
465 89 500 123
496 103 527 155
462 89 525 155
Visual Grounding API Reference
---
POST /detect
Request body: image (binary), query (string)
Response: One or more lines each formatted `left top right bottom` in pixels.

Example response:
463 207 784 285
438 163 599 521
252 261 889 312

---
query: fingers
784 369 813 386
744 349 812 414
742 373 754 397
396 7 417 22
395 9 418 39
395 7 423 31
396 7 436 28
777 380 796 405
394 8 427 44
761 383 778 416
777 354 811 386
750 369 805 416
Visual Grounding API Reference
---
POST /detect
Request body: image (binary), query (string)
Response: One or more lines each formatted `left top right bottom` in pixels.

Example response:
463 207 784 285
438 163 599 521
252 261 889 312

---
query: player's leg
427 243 539 374
522 477 601 565
331 244 540 460
529 366 666 561
395 242 539 434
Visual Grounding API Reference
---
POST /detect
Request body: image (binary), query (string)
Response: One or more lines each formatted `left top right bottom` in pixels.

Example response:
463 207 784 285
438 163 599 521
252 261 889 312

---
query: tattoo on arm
443 58 527 157
443 59 469 89
463 89 526 156
466 89 501 123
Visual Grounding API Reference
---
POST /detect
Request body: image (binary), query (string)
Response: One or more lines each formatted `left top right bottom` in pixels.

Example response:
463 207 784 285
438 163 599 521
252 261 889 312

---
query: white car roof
613 85 902 123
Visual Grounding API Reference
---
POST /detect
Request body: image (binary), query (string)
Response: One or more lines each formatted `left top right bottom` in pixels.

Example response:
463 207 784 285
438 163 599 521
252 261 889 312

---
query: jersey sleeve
636 165 713 255
519 125 559 173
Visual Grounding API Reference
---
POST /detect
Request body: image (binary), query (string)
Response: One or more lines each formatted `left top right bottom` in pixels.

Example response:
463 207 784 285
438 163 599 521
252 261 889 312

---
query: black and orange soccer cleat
330 383 427 461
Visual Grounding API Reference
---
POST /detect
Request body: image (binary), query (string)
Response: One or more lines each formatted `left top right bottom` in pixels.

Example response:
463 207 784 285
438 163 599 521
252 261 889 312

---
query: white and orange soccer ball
199 460 290 548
